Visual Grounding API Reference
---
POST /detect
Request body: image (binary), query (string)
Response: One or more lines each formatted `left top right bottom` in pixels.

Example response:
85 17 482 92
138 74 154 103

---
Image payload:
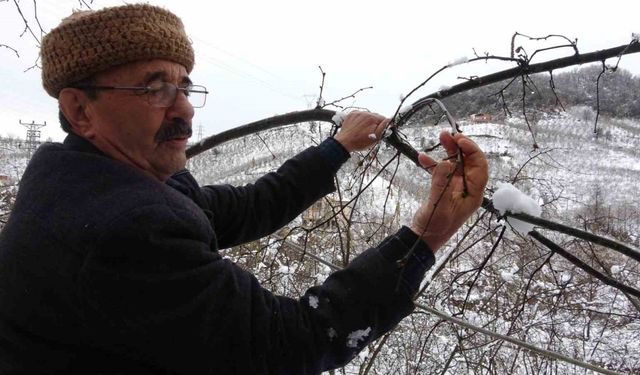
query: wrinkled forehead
94 59 192 85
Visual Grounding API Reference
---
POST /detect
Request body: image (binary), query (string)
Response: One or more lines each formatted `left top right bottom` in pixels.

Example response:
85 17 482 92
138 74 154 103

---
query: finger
453 134 489 195
373 118 391 138
453 134 481 158
454 135 488 171
417 152 437 174
439 131 459 159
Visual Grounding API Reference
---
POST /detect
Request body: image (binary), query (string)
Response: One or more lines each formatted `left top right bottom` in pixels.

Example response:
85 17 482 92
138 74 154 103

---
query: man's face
83 59 195 181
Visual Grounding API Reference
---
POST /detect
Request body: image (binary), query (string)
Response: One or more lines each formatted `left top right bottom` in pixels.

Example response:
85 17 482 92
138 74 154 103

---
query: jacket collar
62 132 107 157
61 132 190 186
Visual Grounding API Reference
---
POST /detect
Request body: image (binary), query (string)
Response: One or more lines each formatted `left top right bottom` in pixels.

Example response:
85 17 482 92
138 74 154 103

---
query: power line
192 37 302 102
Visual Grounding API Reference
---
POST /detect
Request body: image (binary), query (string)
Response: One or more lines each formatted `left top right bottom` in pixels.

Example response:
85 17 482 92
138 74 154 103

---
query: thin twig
32 0 45 40
316 66 326 108
460 226 507 314
0 44 20 58
324 86 373 109
13 0 40 46
548 70 565 111
594 61 606 134
255 133 276 160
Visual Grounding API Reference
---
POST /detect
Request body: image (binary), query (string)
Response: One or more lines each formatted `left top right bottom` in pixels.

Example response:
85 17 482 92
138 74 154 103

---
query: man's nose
165 90 195 123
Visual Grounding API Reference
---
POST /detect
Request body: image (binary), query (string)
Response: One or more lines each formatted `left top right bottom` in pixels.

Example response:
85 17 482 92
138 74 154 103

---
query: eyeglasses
73 82 209 108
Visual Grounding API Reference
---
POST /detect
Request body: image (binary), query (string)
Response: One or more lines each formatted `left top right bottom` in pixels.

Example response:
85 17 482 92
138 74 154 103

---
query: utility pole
19 120 46 158
197 123 204 142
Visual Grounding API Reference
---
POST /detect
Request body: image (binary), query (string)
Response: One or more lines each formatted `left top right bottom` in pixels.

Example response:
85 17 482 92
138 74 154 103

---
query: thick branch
483 198 640 263
529 231 640 299
186 109 335 158
400 42 640 124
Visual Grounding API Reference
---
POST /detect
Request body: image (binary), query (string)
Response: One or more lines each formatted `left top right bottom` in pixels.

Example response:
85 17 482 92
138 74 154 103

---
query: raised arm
188 111 390 248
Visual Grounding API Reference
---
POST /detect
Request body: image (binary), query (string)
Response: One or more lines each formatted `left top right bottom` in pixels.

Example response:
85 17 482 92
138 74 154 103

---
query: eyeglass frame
71 82 209 108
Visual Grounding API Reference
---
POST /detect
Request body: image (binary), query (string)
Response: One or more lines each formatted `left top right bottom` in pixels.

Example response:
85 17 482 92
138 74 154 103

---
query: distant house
470 113 493 123
0 175 9 185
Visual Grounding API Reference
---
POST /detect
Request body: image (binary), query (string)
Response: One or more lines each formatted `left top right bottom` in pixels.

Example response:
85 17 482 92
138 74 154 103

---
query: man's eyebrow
141 71 192 86
142 71 167 85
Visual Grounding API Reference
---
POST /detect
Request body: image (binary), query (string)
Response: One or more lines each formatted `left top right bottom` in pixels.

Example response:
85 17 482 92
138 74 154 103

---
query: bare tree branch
12 0 41 46
399 42 640 125
186 109 335 158
594 60 606 134
316 66 326 108
324 86 373 109
0 44 19 58
529 230 640 299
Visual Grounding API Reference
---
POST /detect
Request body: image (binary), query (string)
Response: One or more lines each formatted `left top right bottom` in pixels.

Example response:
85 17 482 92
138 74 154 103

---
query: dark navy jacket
0 133 434 374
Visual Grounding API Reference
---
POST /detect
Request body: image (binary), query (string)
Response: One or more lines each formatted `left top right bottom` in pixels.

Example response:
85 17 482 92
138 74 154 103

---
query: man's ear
58 88 96 138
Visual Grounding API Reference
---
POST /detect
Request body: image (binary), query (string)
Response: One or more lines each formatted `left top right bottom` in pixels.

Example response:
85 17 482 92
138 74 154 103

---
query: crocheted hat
41 4 194 98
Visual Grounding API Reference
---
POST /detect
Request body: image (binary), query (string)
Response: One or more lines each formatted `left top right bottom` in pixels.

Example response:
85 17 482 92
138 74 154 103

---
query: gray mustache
155 120 192 142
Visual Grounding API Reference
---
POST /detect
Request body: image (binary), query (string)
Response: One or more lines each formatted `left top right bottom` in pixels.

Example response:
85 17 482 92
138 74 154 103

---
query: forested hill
441 66 640 119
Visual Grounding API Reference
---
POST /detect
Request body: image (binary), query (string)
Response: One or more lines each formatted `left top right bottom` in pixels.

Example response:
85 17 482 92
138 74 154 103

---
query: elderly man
0 4 488 374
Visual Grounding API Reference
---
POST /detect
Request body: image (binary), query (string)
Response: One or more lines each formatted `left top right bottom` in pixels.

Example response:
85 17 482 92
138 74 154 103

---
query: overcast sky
1 0 639 142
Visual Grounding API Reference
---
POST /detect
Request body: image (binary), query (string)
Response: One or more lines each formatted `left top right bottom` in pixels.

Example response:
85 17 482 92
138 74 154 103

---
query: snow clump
611 265 623 274
491 182 541 235
447 56 469 67
501 271 515 284
346 327 371 348
332 112 347 126
308 295 319 309
399 105 412 115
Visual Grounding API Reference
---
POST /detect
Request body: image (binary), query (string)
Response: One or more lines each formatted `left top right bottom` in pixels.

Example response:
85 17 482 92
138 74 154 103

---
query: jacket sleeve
78 203 435 375
198 138 349 249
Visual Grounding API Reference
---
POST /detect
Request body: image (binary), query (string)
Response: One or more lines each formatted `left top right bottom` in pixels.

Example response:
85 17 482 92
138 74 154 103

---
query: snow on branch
491 182 541 235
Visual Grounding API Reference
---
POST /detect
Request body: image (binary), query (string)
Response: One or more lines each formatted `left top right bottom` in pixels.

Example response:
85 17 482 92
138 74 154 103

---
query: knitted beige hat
41 4 194 98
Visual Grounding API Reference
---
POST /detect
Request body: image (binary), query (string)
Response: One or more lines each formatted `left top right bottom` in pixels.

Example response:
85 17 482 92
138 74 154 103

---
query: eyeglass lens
148 83 207 108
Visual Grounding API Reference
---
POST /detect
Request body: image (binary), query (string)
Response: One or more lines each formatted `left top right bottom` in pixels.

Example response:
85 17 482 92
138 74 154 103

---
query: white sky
1 0 639 142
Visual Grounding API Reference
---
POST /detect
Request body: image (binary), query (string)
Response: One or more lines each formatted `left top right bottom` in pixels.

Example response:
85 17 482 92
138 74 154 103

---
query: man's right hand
333 111 389 153
410 131 488 252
